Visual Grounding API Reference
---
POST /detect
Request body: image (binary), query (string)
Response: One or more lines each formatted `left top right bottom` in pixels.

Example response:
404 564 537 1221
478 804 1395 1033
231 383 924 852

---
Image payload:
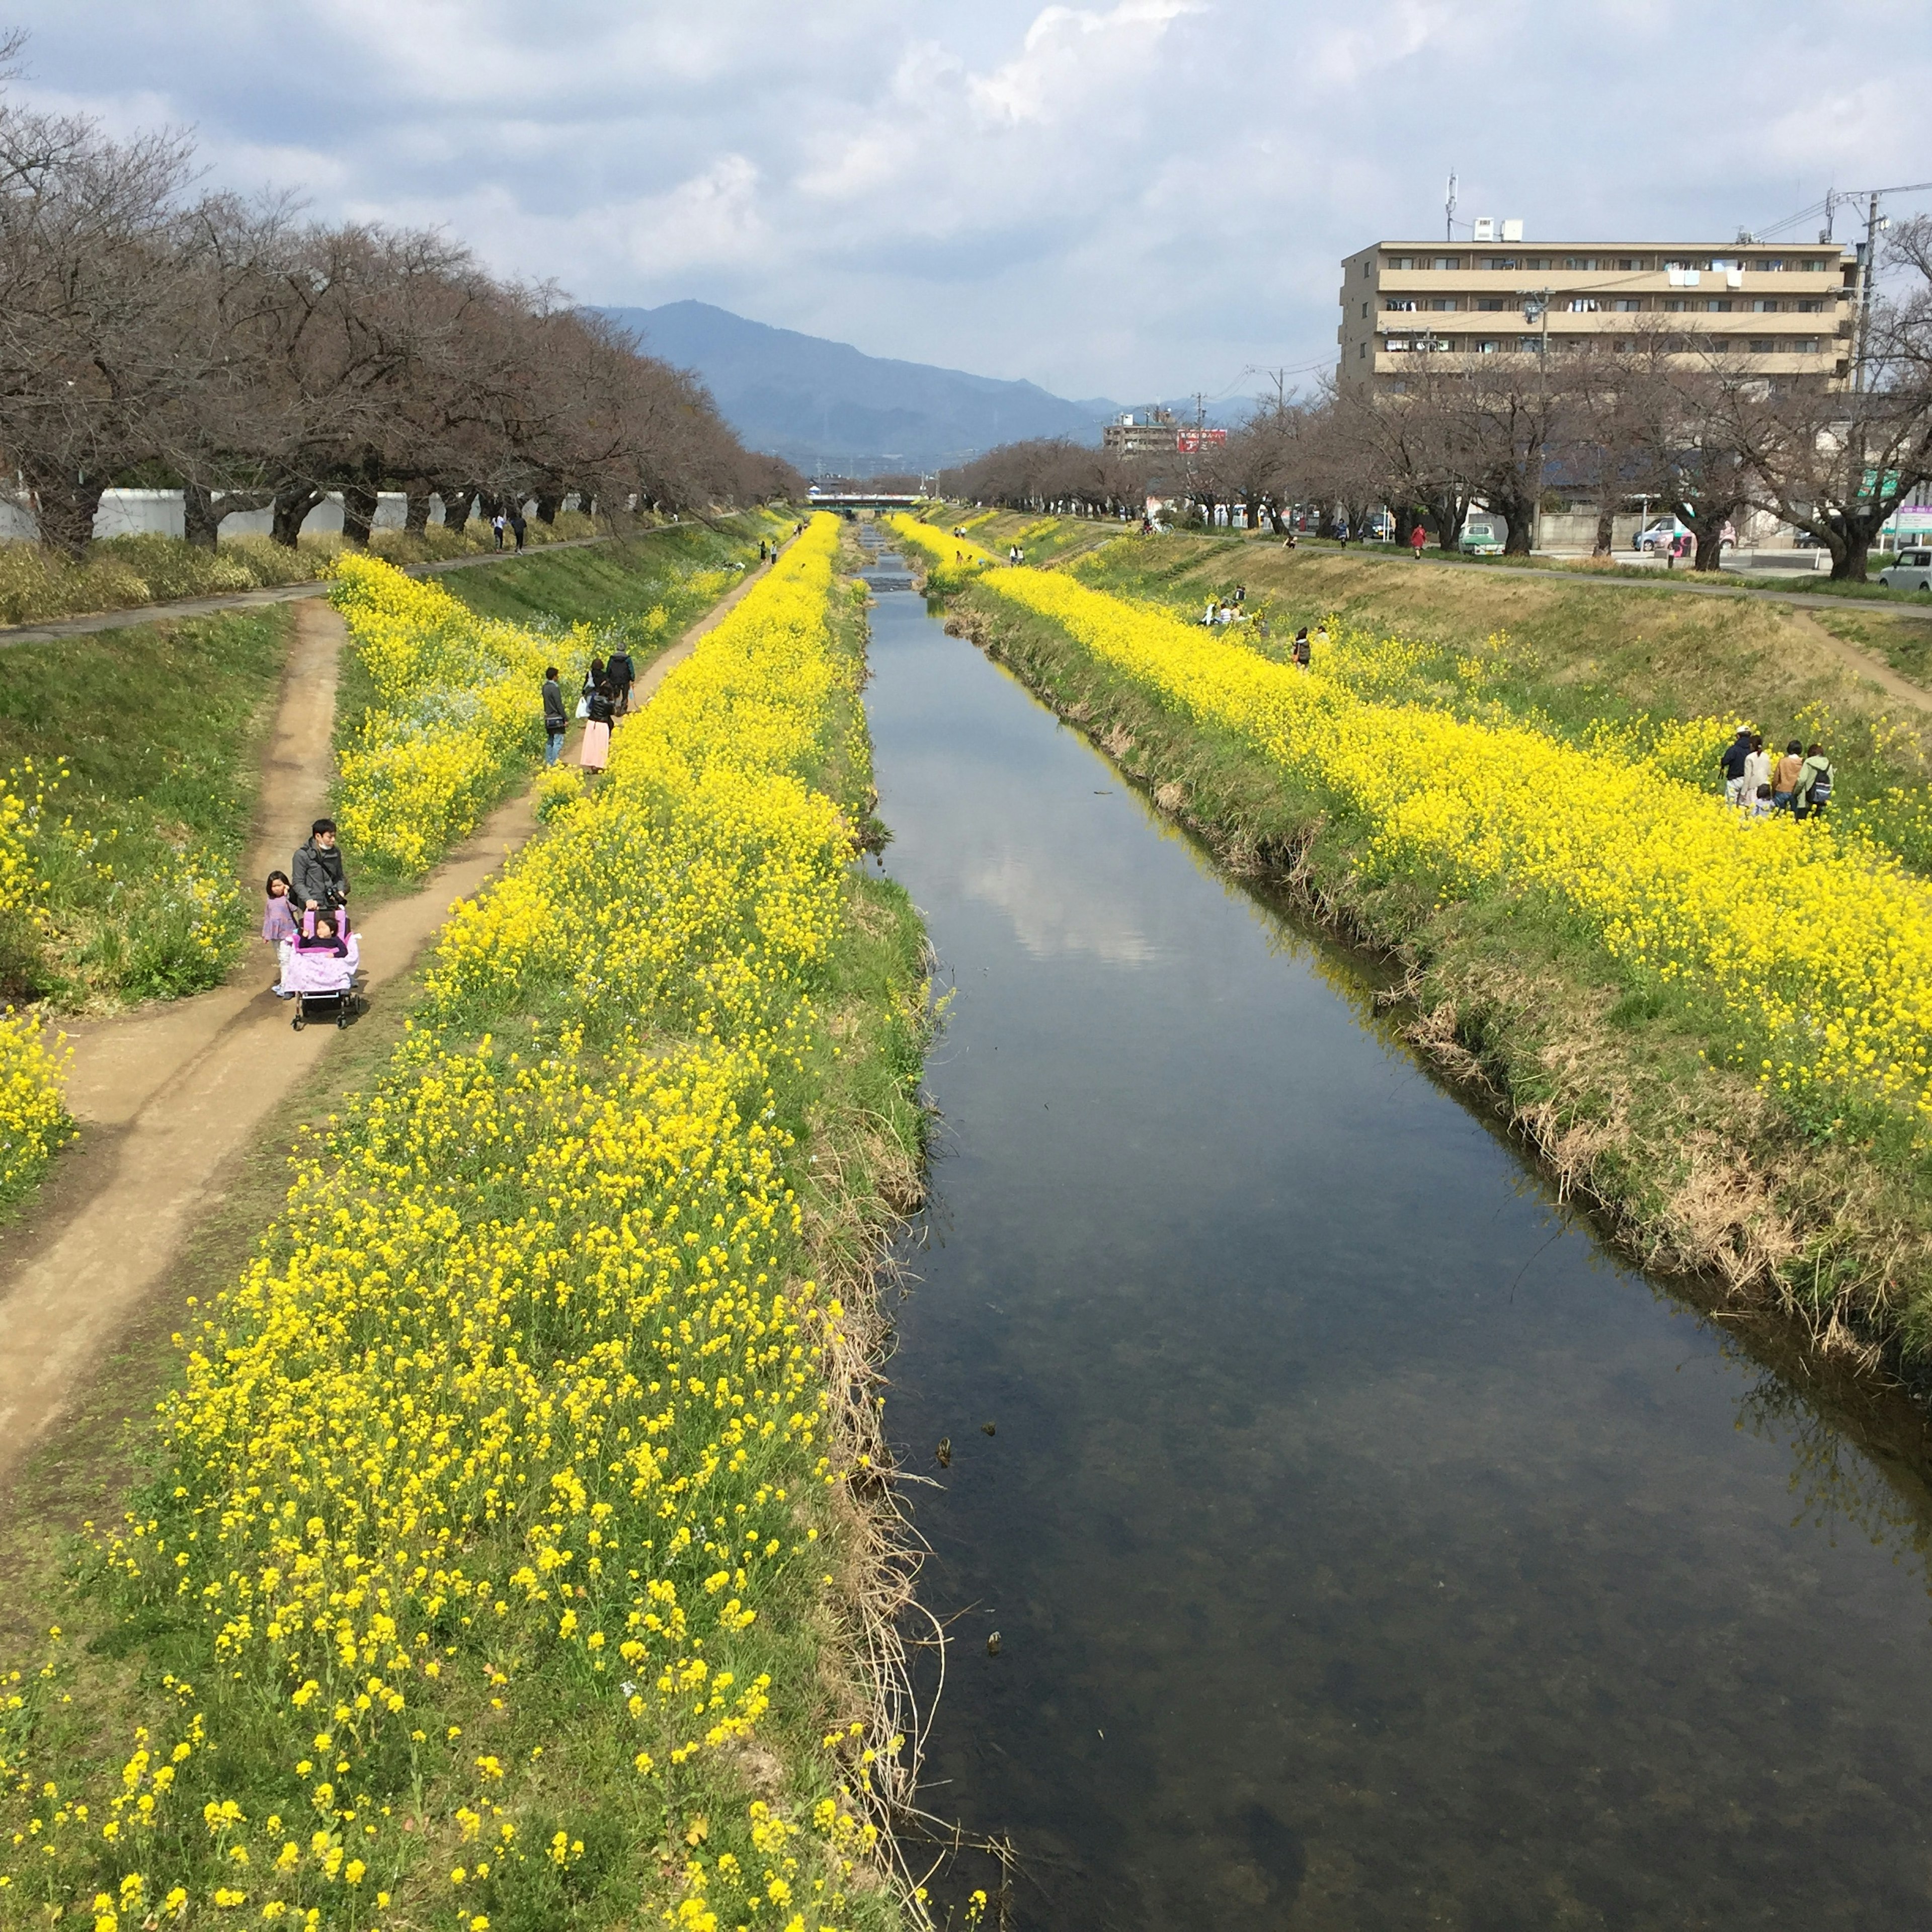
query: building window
1750 338 1776 353
1706 298 1732 312
1763 258 1785 272
1798 338 1819 353
1616 257 1649 270
1710 338 1729 351
1476 297 1505 311
1796 298 1825 313
1612 338 1634 353
1750 298 1779 312
1476 339 1499 354
1384 298 1417 310
1804 259 1825 272
1433 256 1461 270
1363 261 1372 278
1612 297 1643 312
1524 257 1550 270
1664 298 1687 311
1480 256 1520 271
1520 336 1544 352
1567 297 1599 312
1429 297 1457 311
1359 341 1366 358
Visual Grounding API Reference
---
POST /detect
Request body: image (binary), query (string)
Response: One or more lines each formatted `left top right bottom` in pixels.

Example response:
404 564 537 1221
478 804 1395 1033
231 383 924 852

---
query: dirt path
0 557 774 1490
1783 609 1932 714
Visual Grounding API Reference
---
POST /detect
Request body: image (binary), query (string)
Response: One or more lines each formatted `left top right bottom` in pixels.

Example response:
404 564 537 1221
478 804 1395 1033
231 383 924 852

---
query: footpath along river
856 545 1932 1929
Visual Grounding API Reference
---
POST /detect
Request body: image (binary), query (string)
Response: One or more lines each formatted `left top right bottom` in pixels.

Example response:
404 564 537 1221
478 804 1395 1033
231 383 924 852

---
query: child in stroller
284 909 364 1030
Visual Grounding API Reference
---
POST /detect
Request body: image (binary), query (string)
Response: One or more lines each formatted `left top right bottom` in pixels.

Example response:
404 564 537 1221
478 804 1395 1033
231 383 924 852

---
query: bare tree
0 95 195 552
1733 225 1932 580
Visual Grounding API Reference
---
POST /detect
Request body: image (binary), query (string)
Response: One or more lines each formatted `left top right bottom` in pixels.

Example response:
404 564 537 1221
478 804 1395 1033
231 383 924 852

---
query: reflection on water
862 579 1932 1929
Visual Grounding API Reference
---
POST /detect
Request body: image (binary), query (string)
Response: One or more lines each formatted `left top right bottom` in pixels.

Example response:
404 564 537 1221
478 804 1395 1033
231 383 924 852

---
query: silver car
1877 546 1932 591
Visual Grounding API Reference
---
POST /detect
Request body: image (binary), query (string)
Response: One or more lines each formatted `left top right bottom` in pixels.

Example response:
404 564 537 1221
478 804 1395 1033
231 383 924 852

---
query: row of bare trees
944 222 1932 581
0 54 794 555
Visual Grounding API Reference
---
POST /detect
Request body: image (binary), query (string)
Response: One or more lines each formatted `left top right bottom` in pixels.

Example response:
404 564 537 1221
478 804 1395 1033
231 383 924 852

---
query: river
857 548 1932 1929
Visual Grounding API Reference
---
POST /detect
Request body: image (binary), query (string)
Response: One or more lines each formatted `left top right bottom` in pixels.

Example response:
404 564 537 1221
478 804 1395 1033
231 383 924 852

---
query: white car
1877 547 1932 591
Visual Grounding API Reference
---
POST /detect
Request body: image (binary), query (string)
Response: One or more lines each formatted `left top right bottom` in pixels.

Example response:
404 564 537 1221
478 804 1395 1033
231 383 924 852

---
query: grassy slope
930 521 1932 1388
0 608 288 1007
0 533 928 1930
0 512 614 629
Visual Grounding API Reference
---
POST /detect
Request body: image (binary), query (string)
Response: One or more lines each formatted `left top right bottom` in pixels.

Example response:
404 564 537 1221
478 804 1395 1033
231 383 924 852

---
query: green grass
0 608 289 1007
441 516 783 630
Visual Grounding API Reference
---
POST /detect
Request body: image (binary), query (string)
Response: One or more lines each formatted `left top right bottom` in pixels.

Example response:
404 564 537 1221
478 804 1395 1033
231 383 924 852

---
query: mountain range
602 300 1124 475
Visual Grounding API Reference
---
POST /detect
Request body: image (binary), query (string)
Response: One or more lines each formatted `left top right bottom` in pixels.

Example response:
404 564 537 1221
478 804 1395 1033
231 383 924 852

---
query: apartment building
1338 236 1856 390
1102 409 1182 456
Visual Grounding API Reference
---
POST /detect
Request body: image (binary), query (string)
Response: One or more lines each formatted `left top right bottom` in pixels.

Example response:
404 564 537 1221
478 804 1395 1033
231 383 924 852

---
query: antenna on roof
1445 170 1458 242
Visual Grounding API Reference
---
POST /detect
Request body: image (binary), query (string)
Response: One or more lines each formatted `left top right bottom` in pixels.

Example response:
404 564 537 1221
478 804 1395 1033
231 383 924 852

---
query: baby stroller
284 925 364 1030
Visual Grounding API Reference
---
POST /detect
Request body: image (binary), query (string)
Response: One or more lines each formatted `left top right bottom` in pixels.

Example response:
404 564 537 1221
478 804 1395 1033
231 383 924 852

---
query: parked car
1634 516 1734 554
1459 518 1504 555
1877 547 1932 592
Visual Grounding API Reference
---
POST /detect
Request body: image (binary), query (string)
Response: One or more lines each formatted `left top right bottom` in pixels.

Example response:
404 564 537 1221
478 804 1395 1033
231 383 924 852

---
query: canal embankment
893 514 1932 1402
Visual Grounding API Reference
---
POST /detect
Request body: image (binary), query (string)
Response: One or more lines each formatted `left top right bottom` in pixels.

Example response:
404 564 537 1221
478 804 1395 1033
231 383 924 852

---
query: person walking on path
605 645 635 717
1794 743 1833 821
1410 522 1427 559
510 507 527 551
1772 739 1804 812
1743 732 1772 810
542 665 567 765
1719 727 1752 809
579 678 614 772
492 509 507 550
292 818 350 927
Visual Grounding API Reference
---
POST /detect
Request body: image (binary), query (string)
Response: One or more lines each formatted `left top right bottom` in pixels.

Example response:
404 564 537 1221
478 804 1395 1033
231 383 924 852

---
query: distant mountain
603 300 1122 474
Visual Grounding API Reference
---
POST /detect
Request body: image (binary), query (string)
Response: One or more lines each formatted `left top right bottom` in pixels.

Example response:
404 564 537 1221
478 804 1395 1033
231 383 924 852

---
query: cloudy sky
14 1 1930 407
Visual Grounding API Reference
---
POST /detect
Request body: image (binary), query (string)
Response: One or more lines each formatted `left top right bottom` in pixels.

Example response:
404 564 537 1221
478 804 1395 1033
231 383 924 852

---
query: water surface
861 561 1932 1930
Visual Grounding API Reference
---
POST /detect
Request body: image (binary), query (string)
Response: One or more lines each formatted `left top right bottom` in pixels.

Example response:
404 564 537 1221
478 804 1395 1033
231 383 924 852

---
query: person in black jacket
1719 727 1752 809
605 646 635 717
542 666 567 764
292 819 349 921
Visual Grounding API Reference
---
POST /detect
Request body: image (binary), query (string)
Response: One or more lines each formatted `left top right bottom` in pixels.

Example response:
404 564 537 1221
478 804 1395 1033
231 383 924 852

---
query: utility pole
1445 170 1457 243
1520 287 1554 552
1854 188 1882 392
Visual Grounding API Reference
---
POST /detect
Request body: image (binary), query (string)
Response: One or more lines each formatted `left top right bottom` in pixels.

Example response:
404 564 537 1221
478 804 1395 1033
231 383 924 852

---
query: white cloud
6 0 1930 400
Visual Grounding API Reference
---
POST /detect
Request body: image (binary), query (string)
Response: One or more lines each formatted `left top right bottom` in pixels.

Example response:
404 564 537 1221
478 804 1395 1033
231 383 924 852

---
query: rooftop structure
1338 236 1856 390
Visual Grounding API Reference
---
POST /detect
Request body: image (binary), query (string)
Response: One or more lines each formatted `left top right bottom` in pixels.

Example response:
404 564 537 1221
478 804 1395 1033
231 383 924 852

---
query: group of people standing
543 649 636 772
491 506 528 551
1719 727 1833 820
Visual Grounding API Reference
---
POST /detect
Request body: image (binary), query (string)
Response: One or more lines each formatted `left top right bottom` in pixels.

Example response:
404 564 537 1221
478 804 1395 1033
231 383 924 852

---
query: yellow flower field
895 516 1932 1130
329 558 591 875
1 519 912 1931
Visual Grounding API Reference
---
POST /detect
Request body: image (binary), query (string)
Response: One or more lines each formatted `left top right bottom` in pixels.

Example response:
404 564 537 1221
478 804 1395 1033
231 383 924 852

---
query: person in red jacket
1410 522 1427 559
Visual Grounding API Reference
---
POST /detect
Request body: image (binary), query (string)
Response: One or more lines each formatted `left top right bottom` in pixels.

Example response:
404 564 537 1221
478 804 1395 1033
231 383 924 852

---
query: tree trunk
1592 500 1617 557
533 491 563 526
1316 502 1340 540
440 487 476 532
183 481 222 551
1495 494 1536 555
1829 532 1872 582
341 481 378 548
404 486 433 536
27 471 106 558
272 486 326 548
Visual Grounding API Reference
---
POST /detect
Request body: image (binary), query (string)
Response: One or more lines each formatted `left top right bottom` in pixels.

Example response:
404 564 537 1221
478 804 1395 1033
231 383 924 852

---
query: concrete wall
0 489 559 544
